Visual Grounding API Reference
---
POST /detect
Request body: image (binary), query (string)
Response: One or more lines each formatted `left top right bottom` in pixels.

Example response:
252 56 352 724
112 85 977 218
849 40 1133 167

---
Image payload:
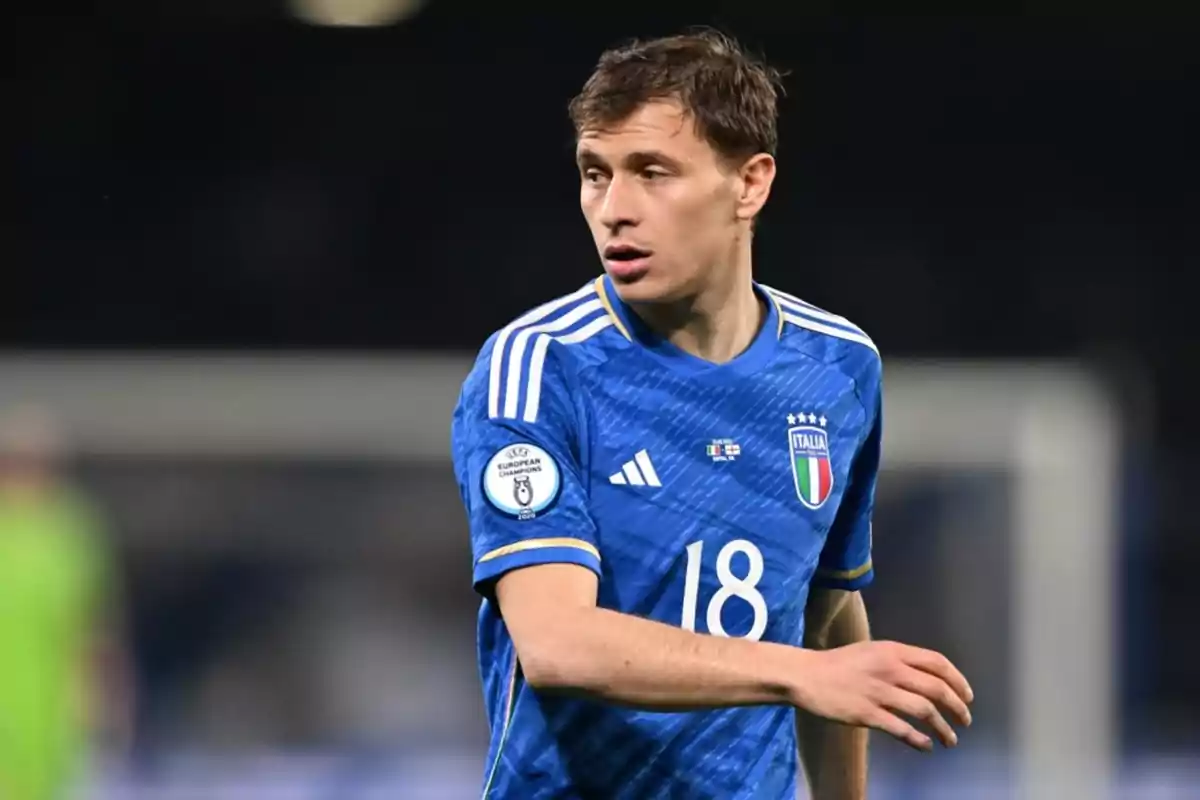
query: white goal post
0 354 1118 799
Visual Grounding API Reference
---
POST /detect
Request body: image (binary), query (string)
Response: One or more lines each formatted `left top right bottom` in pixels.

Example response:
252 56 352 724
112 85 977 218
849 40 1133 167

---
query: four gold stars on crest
787 412 828 427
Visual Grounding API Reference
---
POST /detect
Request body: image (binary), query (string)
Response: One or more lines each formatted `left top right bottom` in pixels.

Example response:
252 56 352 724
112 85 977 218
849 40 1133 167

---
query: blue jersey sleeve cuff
812 561 874 591
473 537 602 593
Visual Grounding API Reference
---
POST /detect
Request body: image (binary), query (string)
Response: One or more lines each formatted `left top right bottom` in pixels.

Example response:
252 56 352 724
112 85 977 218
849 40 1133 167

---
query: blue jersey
450 275 882 800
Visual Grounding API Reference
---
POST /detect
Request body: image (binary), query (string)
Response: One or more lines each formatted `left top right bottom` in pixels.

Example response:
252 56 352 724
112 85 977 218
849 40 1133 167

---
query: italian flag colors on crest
789 426 834 509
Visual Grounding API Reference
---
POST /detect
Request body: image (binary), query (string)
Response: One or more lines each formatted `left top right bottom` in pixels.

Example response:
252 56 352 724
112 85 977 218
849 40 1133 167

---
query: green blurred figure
0 407 132 800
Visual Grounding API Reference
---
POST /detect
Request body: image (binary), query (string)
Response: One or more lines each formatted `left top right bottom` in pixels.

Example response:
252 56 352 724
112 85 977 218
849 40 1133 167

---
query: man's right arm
495 561 971 752
496 562 801 710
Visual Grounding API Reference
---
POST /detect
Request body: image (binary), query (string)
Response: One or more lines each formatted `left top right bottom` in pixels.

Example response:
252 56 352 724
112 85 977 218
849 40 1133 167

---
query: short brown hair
568 28 785 162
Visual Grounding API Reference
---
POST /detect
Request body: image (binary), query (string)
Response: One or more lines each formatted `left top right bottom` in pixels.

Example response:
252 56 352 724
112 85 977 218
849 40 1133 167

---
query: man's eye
583 168 607 183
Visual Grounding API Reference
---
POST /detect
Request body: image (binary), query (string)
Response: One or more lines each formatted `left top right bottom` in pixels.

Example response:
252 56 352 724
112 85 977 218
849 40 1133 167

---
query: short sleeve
814 368 882 591
451 337 600 597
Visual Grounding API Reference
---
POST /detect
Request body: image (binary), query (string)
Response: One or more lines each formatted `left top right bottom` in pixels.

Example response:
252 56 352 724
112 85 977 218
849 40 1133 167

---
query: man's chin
604 262 698 307
609 273 671 305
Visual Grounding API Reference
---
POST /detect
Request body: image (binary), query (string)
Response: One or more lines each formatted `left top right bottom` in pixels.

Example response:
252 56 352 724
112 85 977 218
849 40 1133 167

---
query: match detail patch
482 443 561 519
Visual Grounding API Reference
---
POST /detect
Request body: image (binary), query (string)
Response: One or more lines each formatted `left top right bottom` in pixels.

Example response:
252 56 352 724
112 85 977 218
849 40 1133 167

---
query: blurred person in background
0 406 133 800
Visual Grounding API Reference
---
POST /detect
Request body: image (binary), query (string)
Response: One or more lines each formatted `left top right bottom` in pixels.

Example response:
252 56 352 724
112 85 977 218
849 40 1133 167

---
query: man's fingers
895 666 972 728
866 708 932 753
895 644 974 704
881 687 959 748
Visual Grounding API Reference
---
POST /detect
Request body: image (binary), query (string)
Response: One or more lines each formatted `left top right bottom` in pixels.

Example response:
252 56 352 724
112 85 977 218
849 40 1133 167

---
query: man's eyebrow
575 149 684 169
624 149 685 170
575 149 605 167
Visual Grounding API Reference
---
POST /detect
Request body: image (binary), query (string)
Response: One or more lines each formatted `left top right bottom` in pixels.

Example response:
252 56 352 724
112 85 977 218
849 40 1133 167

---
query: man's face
576 100 747 305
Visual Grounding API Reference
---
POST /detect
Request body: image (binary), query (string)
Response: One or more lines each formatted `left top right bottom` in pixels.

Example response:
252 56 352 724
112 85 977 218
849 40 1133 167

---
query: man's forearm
515 604 812 711
799 590 871 799
86 629 136 753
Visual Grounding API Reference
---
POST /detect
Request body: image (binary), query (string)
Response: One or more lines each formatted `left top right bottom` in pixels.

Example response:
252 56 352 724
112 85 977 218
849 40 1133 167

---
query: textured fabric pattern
451 275 882 799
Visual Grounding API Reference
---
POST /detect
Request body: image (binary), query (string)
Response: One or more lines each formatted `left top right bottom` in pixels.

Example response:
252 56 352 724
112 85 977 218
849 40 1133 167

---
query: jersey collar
599 274 780 378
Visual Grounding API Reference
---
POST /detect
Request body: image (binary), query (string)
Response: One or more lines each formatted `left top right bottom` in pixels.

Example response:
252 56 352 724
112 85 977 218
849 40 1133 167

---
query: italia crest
788 412 833 510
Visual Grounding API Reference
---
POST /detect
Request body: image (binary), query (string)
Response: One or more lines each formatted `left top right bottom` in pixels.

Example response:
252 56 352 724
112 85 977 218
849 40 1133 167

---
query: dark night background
9 1 1199 769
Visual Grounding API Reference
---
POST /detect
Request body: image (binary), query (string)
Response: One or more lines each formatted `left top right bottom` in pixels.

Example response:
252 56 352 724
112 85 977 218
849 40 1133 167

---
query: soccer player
450 29 973 799
0 407 133 800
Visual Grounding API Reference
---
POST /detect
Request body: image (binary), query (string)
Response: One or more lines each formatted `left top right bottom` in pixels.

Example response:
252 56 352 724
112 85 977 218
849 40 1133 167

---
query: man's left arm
798 588 871 799
798 364 883 800
74 506 136 757
86 613 136 755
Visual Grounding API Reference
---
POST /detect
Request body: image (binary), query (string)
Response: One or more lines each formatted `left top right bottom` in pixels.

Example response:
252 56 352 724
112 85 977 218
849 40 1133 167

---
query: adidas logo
609 449 662 488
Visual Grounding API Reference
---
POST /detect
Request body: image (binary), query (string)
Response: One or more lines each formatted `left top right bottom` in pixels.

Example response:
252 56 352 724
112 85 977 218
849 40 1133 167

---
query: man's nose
598 175 640 231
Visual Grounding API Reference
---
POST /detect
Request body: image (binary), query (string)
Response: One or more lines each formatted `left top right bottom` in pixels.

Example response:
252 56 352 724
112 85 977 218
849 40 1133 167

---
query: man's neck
630 252 764 365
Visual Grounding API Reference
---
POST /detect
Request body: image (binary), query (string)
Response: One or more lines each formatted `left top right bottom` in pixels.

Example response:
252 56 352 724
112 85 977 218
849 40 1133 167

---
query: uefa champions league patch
482 443 561 520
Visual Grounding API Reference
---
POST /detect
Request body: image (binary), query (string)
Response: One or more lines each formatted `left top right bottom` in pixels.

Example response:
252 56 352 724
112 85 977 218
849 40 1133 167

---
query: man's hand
792 640 973 752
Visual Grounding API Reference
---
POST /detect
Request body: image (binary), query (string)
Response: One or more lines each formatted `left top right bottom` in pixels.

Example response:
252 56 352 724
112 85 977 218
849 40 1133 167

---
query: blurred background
7 3 1199 798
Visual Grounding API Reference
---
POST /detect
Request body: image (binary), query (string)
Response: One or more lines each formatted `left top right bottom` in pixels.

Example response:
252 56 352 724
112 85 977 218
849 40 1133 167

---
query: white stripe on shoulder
781 313 878 354
522 316 613 423
502 299 602 419
487 283 595 419
763 286 866 335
